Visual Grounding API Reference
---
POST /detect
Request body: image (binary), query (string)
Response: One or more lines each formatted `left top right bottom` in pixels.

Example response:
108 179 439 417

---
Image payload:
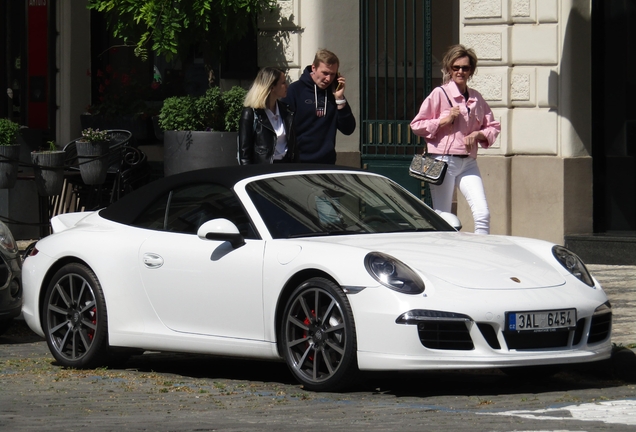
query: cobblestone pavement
0 265 634 431
587 264 636 347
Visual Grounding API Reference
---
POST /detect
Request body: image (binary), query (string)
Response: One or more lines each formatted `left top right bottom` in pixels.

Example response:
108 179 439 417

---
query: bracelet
335 98 347 105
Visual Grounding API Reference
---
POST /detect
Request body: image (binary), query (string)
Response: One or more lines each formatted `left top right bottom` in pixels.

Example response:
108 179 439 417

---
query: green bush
196 87 223 131
158 96 199 131
222 86 248 133
0 118 20 145
159 86 247 132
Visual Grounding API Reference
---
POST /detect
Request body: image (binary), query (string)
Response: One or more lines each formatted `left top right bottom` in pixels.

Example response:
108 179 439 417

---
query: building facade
2 0 634 250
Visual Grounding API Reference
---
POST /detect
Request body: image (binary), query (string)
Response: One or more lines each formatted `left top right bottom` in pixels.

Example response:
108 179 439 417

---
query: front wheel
43 263 110 368
280 277 358 391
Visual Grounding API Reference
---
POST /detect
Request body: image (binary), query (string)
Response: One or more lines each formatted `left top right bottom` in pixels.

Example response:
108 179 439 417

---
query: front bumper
0 253 22 321
349 282 613 371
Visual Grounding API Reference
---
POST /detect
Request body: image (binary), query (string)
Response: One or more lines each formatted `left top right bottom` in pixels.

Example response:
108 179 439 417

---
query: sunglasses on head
451 65 471 72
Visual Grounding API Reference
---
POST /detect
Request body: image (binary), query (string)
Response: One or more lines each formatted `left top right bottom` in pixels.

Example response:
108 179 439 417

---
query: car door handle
143 253 164 269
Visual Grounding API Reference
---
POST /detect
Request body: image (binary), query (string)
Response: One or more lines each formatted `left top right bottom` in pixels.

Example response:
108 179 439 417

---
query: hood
305 232 565 289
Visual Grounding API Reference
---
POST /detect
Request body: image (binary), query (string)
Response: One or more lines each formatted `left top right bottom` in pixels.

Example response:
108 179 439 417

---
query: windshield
245 172 454 238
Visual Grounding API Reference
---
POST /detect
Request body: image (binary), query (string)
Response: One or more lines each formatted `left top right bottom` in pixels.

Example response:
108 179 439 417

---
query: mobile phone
335 73 343 92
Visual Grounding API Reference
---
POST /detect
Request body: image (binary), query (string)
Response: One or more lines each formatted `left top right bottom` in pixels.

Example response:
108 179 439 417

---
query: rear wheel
280 277 358 391
43 263 109 368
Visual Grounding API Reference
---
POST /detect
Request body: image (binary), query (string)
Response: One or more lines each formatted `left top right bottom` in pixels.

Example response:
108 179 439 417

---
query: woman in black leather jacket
239 67 297 164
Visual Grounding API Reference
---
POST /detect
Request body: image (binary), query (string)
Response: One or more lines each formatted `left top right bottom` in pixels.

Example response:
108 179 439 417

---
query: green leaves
158 86 247 132
222 86 248 132
0 119 21 146
87 0 277 65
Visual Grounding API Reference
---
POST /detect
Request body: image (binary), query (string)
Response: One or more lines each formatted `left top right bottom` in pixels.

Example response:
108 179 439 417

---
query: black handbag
409 154 448 185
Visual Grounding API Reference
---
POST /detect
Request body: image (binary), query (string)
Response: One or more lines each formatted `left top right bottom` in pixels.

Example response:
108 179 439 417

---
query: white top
265 104 287 160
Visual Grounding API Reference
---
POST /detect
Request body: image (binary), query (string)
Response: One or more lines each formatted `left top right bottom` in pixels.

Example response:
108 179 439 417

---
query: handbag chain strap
439 87 453 107
437 86 455 156
420 86 455 158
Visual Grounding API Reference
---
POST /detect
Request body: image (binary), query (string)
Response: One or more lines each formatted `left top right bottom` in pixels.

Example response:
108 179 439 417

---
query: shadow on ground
3 318 635 398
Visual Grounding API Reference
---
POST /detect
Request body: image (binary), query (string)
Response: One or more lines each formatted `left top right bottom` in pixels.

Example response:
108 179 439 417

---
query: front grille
417 321 474 350
588 312 612 344
504 330 570 349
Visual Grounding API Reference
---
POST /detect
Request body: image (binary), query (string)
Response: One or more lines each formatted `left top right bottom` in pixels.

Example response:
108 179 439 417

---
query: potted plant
0 118 21 189
159 86 247 176
76 128 111 185
31 140 66 196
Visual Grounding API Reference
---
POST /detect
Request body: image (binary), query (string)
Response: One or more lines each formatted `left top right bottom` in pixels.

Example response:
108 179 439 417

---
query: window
133 183 256 238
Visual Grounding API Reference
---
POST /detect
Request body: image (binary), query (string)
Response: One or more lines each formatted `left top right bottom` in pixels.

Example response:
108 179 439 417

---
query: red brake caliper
303 310 316 361
88 307 96 340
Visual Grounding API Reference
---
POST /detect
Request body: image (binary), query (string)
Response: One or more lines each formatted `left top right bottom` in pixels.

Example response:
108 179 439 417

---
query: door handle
143 253 164 269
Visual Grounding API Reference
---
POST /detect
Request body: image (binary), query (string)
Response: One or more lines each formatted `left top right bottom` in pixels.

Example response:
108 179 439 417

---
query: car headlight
552 245 594 287
0 220 17 254
364 252 425 294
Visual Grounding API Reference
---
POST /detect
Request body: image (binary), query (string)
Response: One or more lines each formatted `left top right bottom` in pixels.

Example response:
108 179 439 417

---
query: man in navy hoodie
282 49 356 164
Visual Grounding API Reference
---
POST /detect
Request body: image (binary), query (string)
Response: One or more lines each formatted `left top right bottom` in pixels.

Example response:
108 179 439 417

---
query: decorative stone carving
464 0 502 19
471 74 503 101
511 74 531 101
259 0 298 30
258 30 300 68
512 0 530 17
464 33 502 61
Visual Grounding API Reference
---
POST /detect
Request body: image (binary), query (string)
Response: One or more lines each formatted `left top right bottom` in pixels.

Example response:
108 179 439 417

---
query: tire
280 277 358 391
43 263 110 368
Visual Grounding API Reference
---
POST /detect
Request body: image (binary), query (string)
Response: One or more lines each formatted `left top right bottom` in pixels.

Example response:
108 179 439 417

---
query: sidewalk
586 264 636 348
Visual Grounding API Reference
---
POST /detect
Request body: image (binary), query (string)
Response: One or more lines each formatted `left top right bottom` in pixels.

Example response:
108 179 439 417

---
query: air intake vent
417 321 474 350
477 323 501 349
588 312 611 344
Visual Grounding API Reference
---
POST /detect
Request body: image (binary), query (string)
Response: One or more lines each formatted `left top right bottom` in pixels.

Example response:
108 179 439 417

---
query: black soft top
99 163 363 225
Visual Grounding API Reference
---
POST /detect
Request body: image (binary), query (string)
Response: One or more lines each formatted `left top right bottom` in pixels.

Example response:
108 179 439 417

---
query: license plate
506 309 576 332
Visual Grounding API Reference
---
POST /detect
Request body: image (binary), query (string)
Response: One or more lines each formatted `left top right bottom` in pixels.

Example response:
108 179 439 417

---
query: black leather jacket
238 101 297 164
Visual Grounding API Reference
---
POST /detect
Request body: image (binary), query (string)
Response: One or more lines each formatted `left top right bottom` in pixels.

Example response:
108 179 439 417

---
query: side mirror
197 218 245 248
438 211 462 231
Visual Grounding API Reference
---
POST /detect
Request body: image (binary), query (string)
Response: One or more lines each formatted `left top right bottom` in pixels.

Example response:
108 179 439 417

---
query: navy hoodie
282 65 356 164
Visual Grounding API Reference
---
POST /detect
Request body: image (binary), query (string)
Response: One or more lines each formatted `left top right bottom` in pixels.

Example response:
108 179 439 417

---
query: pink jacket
410 81 500 158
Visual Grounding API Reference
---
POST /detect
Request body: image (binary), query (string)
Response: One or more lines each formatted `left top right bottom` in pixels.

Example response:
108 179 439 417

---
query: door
360 0 432 204
139 234 265 340
131 181 265 340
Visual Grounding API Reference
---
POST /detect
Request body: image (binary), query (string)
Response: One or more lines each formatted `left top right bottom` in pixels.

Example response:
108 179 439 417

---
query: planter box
76 140 111 185
163 131 239 177
0 144 21 189
31 151 66 196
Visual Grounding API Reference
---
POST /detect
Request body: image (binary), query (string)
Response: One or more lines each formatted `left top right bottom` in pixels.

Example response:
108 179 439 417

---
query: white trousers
429 155 490 234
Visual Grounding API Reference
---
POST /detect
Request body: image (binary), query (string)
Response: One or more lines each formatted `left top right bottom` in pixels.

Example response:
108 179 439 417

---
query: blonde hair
243 67 285 109
441 44 478 84
312 49 340 68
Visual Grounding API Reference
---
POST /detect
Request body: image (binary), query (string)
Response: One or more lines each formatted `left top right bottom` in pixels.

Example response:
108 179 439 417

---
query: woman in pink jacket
410 44 500 234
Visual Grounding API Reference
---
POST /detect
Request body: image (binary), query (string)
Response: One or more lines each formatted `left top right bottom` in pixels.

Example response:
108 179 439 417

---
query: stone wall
457 0 593 244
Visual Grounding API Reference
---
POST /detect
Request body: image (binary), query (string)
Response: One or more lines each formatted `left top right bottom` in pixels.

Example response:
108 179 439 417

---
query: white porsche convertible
22 164 612 391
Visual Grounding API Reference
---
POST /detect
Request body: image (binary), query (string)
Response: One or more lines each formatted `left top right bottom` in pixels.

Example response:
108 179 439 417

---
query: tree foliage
87 0 276 64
